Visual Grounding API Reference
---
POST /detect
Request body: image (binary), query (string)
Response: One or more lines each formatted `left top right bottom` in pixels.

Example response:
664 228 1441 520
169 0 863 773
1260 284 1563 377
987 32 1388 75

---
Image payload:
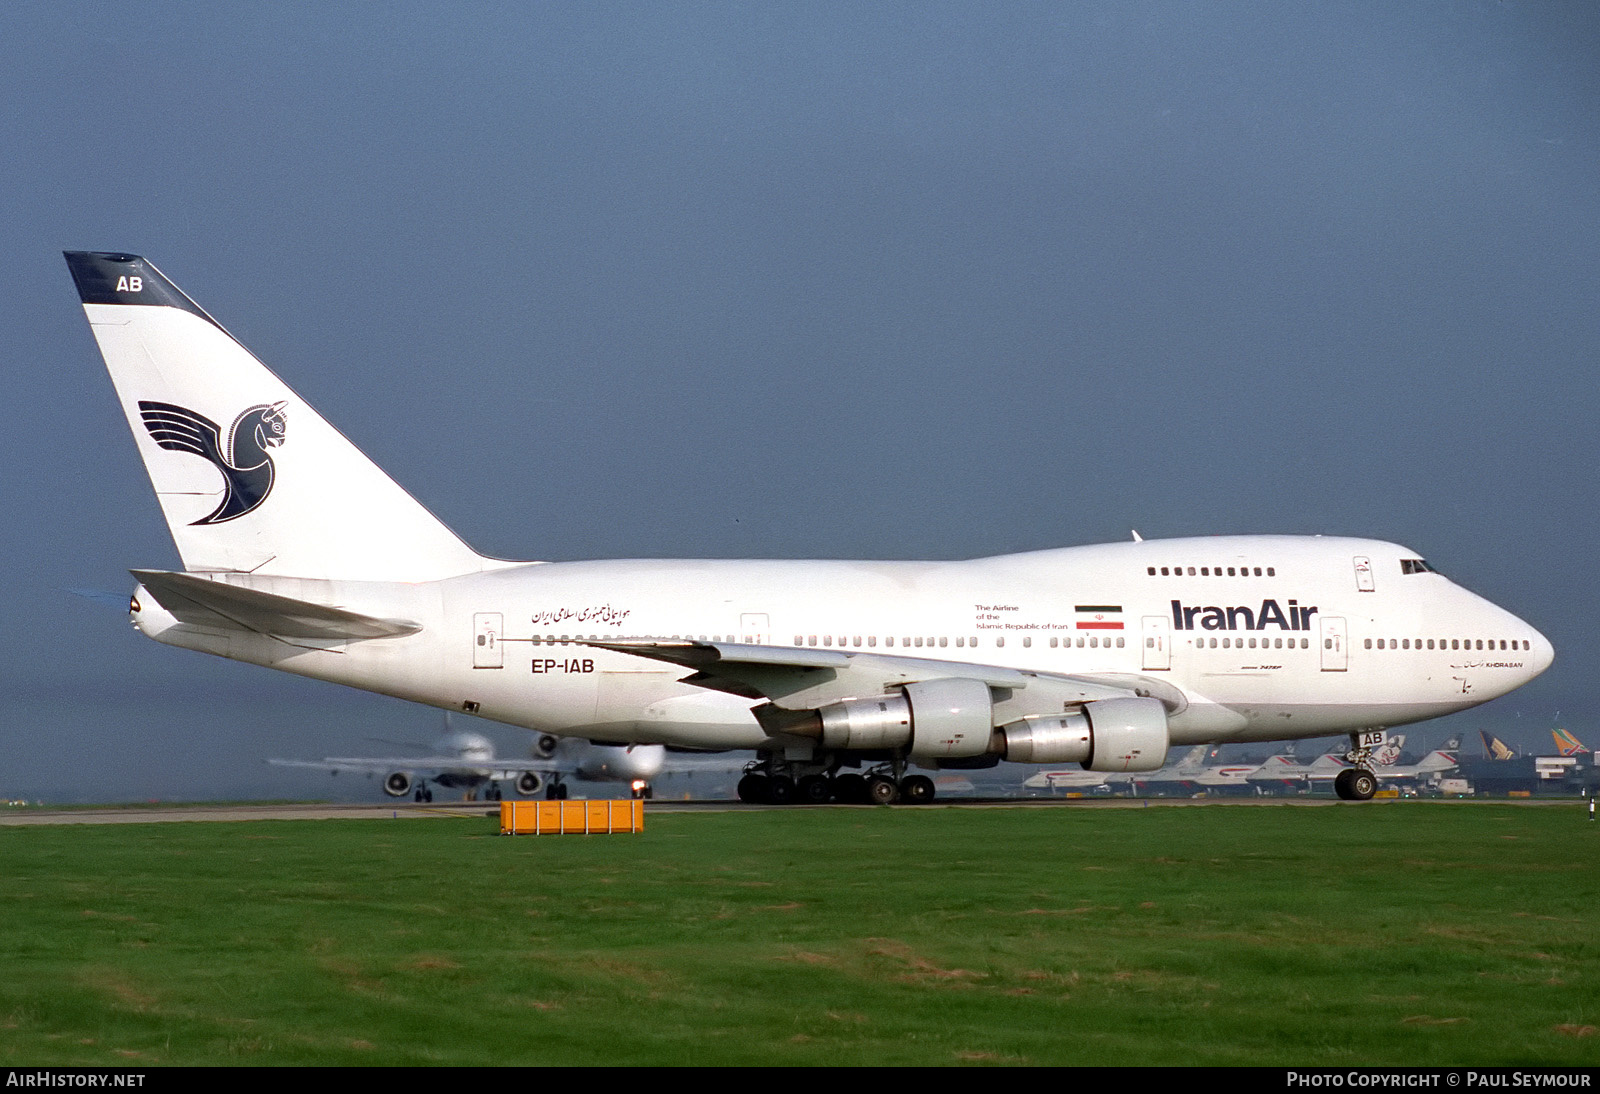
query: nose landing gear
1333 768 1378 800
1335 732 1382 800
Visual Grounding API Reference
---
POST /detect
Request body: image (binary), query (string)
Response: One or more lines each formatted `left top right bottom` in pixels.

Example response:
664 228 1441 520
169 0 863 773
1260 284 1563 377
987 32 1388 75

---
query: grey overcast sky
2 3 1596 800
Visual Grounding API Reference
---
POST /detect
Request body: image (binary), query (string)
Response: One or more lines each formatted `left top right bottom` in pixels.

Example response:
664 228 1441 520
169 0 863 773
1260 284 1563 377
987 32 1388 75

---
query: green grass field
1 802 1596 1066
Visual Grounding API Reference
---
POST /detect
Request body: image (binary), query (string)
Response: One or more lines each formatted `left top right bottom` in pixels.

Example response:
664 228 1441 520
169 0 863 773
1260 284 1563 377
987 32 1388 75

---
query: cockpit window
1400 558 1437 575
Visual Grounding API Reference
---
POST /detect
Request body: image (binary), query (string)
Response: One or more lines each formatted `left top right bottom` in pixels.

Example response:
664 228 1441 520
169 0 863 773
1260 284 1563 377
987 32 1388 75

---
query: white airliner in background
268 717 681 802
1021 744 1256 796
1122 745 1261 796
1246 751 1350 792
65 252 1554 804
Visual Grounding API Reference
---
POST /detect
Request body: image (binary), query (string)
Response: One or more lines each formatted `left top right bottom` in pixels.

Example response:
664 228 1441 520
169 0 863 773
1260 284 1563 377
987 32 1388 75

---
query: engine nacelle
514 771 543 797
905 678 993 758
383 770 413 798
1001 697 1169 772
1002 711 1092 764
533 734 559 760
815 678 992 759
815 693 909 750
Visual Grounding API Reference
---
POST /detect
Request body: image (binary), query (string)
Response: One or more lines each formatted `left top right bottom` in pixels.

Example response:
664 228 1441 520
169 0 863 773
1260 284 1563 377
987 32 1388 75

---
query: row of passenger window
792 635 1128 649
1191 636 1311 649
532 633 1131 650
534 634 744 644
1366 638 1530 651
1147 565 1276 577
799 635 973 648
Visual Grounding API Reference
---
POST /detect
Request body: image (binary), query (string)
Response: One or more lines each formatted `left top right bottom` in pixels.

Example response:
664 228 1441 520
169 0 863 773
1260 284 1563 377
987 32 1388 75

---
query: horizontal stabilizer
134 569 421 641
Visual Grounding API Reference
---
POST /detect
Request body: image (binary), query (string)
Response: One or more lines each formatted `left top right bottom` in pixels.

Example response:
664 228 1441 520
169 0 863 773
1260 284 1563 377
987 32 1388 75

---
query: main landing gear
736 759 936 805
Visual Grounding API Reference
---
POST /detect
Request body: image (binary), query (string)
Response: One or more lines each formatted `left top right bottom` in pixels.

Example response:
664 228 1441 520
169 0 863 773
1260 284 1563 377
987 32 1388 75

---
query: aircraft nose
1527 626 1555 679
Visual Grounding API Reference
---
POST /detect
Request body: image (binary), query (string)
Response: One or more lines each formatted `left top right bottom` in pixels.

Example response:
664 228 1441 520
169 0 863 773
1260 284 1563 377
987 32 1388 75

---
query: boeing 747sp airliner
65 252 1553 804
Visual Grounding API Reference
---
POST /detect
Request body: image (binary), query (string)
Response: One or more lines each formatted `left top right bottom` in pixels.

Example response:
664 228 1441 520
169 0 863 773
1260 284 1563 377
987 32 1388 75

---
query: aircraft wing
581 638 1183 716
135 569 421 641
269 756 555 779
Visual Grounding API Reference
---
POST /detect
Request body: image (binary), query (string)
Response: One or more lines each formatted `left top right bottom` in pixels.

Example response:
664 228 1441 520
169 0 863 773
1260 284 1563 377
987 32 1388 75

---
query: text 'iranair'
1171 599 1319 631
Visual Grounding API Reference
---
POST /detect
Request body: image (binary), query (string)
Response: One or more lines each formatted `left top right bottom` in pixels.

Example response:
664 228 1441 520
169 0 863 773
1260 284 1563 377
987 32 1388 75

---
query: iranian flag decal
1075 605 1124 630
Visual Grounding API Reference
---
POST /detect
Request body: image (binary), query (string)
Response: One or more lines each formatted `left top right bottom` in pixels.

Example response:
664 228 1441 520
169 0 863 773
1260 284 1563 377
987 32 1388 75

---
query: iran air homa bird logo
137 400 288 524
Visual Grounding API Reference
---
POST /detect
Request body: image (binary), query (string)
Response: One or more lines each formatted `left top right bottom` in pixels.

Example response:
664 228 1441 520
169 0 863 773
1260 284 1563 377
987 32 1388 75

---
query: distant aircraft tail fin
1373 734 1404 766
1551 729 1589 756
65 252 499 581
1417 750 1458 772
1480 731 1517 760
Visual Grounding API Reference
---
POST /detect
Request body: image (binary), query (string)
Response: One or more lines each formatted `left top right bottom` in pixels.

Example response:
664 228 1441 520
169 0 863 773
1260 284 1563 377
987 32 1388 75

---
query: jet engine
782 682 1169 770
383 770 413 797
514 771 543 797
1000 697 1168 772
533 734 559 760
811 678 994 759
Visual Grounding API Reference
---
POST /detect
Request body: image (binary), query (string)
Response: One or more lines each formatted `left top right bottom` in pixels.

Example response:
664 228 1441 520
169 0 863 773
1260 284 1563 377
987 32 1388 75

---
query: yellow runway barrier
499 799 644 835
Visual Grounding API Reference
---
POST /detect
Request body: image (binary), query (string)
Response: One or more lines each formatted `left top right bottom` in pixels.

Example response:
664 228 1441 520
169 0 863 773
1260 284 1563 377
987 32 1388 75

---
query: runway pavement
0 801 500 825
0 794 1404 825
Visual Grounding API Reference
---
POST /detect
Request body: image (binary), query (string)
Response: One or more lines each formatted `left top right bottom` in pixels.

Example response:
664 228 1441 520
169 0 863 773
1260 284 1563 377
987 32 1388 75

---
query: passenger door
1353 556 1375 592
739 612 770 644
473 612 504 668
1320 616 1348 672
1141 615 1171 670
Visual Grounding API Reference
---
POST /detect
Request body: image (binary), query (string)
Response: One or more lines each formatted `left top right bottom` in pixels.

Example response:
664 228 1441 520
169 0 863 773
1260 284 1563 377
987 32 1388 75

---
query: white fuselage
132 534 1552 756
67 255 1551 773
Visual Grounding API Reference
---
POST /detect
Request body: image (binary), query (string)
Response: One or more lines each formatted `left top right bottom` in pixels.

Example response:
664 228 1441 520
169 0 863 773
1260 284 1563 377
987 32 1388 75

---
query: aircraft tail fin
1418 750 1458 771
1551 729 1589 756
1480 731 1517 760
66 251 497 581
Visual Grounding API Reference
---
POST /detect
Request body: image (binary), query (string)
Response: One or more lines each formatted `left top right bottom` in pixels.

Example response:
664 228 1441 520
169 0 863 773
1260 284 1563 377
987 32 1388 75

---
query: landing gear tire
798 775 832 805
1335 768 1377 801
833 774 868 804
767 775 796 805
867 775 899 805
1350 770 1377 800
737 774 770 804
900 775 935 804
